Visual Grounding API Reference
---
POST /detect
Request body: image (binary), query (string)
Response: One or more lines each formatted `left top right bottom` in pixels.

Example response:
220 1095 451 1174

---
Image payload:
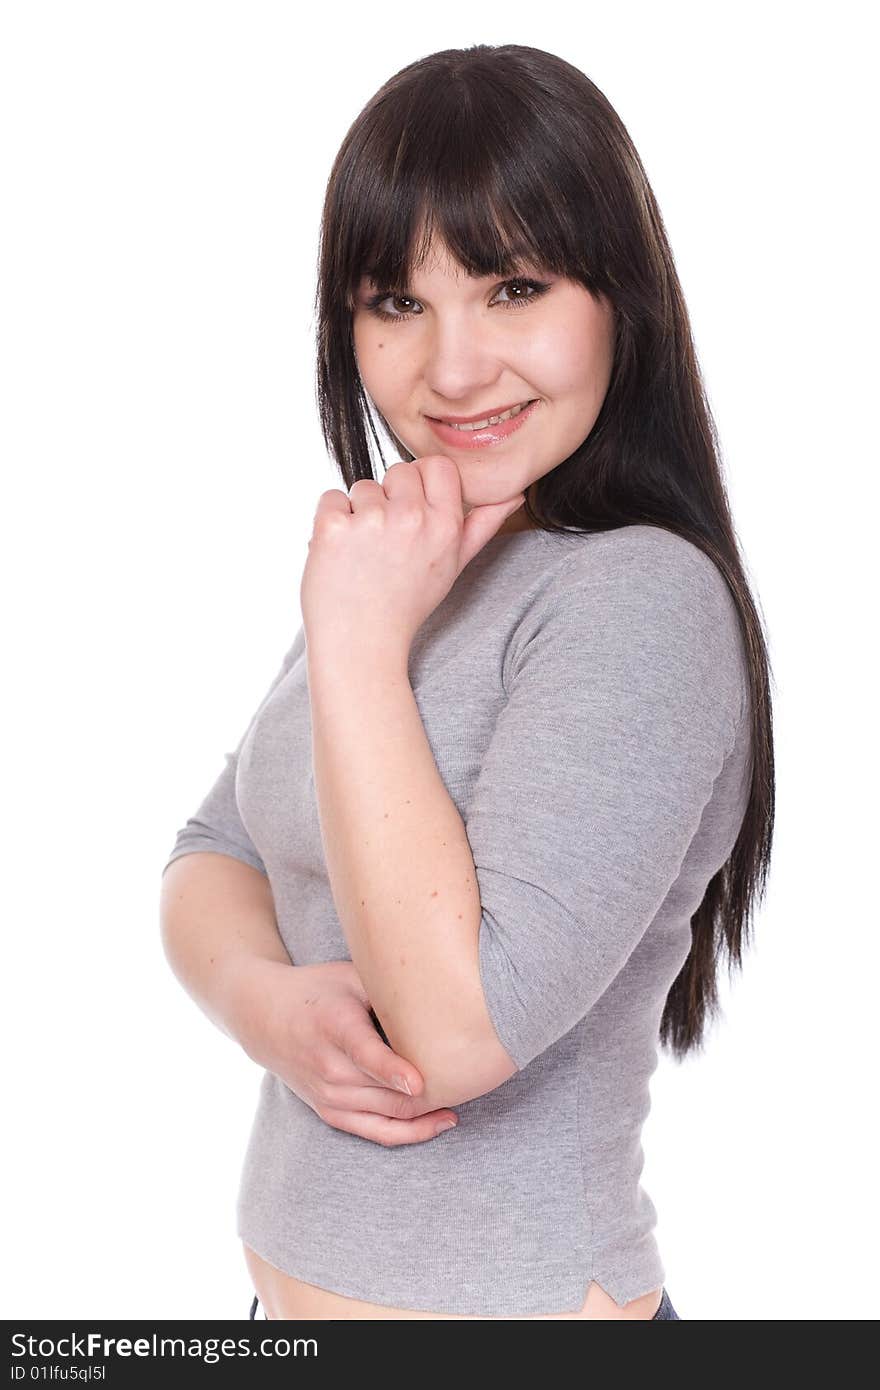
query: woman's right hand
230 956 460 1146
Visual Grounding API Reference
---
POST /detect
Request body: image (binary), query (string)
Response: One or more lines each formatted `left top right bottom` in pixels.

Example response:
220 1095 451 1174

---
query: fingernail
392 1075 412 1095
434 1119 457 1135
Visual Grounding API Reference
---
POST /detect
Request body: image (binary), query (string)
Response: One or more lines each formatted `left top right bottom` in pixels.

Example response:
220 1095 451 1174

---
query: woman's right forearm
159 851 292 1047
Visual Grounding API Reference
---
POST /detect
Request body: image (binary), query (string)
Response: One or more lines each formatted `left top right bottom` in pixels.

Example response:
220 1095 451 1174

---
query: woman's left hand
300 456 525 658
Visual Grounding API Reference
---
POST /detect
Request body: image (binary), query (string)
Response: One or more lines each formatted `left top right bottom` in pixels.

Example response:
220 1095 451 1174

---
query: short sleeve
161 624 305 879
470 529 747 1071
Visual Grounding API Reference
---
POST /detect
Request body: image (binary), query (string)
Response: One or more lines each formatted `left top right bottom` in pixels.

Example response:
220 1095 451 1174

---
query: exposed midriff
242 1242 664 1320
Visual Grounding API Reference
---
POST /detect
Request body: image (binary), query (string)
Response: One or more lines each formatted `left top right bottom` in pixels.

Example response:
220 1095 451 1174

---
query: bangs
333 71 603 309
358 187 556 294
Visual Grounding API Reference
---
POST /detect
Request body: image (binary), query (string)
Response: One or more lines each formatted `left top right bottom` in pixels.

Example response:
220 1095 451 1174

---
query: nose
417 314 511 406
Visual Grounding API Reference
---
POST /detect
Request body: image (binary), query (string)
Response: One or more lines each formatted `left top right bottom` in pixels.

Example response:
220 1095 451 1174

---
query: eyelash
363 277 552 323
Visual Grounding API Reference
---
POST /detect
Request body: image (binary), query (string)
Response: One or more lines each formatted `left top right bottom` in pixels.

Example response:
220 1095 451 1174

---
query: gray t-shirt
162 522 751 1315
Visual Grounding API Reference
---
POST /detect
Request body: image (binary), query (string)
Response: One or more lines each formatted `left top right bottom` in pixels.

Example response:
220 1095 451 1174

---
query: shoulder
512 524 748 731
544 522 731 601
536 524 740 646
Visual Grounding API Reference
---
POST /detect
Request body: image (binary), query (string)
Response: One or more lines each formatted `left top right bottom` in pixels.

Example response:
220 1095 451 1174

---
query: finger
382 459 426 502
313 488 353 520
318 1080 453 1121
416 455 464 516
458 494 526 571
319 1105 459 1148
347 477 386 518
339 1021 425 1097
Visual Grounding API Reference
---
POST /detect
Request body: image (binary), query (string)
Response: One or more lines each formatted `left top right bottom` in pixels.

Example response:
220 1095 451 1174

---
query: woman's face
351 235 616 535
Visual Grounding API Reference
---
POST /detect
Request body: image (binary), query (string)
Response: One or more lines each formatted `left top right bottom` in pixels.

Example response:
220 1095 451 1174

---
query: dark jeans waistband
651 1286 681 1319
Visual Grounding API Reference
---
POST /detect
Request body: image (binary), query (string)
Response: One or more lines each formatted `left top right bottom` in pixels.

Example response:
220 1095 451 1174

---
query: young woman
161 43 774 1322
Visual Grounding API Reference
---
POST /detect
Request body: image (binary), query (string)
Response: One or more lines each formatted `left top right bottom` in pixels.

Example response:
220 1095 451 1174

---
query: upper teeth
442 401 532 430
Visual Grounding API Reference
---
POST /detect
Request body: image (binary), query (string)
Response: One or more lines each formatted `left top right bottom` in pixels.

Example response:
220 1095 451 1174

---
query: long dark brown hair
313 43 775 1059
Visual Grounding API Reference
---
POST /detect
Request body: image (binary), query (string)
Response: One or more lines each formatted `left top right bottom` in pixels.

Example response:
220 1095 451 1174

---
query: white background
3 0 877 1321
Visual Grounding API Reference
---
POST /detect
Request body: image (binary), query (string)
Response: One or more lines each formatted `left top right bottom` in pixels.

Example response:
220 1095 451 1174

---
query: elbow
428 1025 519 1109
437 918 522 1106
382 965 519 1111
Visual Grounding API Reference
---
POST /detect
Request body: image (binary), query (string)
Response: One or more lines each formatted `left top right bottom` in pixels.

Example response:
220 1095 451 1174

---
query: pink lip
428 400 533 424
426 399 539 449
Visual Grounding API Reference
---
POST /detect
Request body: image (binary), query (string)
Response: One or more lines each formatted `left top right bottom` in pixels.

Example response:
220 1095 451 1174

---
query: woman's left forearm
306 633 491 1105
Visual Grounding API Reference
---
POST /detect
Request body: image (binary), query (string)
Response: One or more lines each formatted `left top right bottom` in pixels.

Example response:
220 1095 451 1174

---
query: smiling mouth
428 400 537 430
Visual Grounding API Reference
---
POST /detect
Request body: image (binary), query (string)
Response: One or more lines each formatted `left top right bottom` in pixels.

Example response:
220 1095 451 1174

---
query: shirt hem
236 1217 664 1319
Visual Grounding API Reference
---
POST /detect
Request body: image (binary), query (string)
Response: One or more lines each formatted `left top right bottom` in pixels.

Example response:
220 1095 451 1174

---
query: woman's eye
374 293 420 318
495 280 546 307
363 278 551 323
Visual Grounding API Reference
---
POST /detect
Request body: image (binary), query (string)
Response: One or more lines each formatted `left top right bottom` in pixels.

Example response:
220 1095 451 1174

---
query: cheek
531 319 613 402
517 346 566 400
353 323 411 400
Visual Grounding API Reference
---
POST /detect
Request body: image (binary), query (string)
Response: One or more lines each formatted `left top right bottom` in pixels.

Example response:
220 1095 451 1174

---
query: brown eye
364 291 421 320
363 279 551 324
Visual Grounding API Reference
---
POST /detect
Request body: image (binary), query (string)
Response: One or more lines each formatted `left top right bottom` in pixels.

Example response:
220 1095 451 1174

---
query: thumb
458 494 526 571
